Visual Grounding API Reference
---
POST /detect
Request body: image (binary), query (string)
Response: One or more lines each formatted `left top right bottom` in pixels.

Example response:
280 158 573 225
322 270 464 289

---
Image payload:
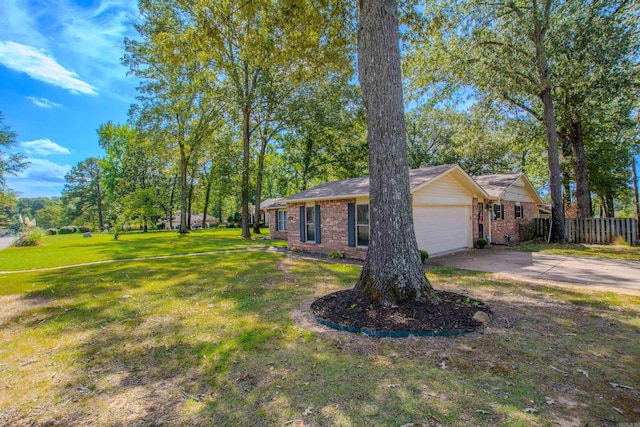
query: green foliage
61 158 104 229
34 203 62 229
0 112 28 188
0 190 17 228
79 225 91 233
58 226 77 235
328 250 345 259
419 249 429 262
476 238 488 248
46 228 57 235
405 0 639 215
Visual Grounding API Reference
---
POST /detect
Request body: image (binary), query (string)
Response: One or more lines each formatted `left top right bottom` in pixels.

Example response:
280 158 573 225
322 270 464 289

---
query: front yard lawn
512 242 640 262
1 243 638 426
0 227 284 271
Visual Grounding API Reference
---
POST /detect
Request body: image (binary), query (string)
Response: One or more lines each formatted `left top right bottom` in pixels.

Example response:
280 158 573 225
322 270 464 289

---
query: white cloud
21 139 71 156
6 158 71 198
0 0 139 100
0 41 97 95
15 158 71 182
0 0 48 48
27 97 63 109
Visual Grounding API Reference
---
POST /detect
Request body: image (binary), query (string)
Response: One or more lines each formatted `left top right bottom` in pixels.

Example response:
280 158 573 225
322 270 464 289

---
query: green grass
0 227 285 271
512 242 640 261
1 234 639 426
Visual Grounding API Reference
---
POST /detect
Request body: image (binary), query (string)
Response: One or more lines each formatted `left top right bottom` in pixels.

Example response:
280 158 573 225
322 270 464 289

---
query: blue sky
0 0 140 198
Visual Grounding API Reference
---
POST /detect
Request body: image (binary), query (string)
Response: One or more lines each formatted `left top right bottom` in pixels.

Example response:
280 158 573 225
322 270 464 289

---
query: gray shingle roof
284 164 457 202
473 173 523 198
260 198 286 210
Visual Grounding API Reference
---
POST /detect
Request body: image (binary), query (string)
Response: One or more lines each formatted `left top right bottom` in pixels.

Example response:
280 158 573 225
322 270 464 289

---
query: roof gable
474 172 543 204
284 164 489 203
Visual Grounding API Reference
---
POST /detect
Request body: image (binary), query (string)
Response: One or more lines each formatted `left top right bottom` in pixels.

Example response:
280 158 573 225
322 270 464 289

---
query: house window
515 203 524 219
356 204 369 247
276 210 287 231
306 206 316 242
493 204 504 220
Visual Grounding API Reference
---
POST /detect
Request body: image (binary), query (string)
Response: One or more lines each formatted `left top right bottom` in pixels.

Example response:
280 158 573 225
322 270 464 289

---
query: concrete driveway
0 236 15 250
430 246 640 296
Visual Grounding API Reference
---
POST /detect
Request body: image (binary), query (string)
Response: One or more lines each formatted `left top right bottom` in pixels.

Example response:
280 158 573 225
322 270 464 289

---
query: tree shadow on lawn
96 229 283 262
1 255 640 426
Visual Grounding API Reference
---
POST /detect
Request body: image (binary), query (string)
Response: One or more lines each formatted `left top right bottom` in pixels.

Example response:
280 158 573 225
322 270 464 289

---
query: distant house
263 198 288 240
161 213 218 229
254 198 286 227
270 164 490 259
473 172 543 244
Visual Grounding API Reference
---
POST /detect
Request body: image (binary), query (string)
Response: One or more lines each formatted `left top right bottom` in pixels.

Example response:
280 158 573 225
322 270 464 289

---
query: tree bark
533 0 565 242
96 173 104 231
178 147 189 234
168 174 177 230
252 135 269 234
202 162 214 230
354 0 438 305
568 118 591 217
187 154 198 230
633 156 640 220
604 194 615 217
241 105 251 238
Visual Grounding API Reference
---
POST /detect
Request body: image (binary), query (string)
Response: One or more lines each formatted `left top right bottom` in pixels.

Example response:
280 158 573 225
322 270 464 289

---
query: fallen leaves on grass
609 382 635 390
548 365 568 375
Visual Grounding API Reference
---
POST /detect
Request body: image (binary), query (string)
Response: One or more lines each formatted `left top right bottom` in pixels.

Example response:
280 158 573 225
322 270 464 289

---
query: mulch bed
310 289 491 332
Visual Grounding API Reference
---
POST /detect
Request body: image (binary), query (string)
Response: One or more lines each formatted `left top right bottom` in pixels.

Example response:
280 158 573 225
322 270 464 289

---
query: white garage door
413 205 472 256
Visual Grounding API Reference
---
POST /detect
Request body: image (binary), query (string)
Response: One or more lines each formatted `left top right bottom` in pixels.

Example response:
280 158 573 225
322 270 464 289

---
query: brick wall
490 200 536 244
472 198 479 242
287 199 368 260
267 209 288 241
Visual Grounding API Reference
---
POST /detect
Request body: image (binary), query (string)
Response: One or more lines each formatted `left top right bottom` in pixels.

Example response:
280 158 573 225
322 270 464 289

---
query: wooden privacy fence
533 218 638 246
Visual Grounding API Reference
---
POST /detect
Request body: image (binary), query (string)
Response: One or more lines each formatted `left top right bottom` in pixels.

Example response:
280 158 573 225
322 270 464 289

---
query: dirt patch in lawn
310 289 489 333
0 295 53 326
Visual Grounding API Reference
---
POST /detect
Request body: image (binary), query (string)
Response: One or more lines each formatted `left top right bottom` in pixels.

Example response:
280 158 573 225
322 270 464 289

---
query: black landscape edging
313 315 477 338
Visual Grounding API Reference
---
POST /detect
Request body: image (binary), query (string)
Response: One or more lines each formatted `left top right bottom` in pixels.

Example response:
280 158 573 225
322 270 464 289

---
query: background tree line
1 0 637 236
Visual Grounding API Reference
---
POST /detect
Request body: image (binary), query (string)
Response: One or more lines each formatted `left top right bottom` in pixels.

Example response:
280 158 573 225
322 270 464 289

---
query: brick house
473 173 543 244
264 198 288 240
269 164 490 259
256 198 286 228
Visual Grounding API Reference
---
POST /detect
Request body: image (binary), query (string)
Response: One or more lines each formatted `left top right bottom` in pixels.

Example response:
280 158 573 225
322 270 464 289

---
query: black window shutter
275 211 279 231
347 203 355 247
299 206 305 242
315 205 321 244
501 204 505 220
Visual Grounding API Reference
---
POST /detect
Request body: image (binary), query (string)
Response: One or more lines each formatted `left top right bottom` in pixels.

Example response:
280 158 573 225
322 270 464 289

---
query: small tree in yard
354 0 438 305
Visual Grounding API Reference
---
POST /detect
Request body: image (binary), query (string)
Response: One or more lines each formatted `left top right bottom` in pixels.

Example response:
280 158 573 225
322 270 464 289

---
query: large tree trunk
202 163 214 230
241 105 251 238
168 174 177 230
633 156 640 220
604 194 615 217
187 155 198 230
533 0 565 242
252 136 269 234
568 118 591 217
178 148 189 234
354 0 438 305
96 179 104 231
